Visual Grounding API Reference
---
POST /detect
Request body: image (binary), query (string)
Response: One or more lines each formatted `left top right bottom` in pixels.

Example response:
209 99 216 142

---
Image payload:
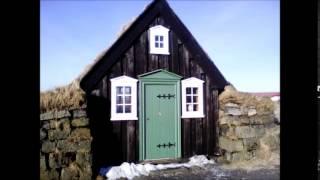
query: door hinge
157 94 175 99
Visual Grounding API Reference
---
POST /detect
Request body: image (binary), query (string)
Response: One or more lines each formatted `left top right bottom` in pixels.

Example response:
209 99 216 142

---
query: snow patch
271 96 280 101
105 155 214 180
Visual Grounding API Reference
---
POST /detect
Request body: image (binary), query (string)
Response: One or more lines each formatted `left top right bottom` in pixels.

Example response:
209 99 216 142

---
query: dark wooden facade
81 0 228 172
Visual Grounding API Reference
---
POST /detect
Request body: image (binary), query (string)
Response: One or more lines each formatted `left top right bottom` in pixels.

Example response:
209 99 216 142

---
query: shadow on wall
86 95 123 177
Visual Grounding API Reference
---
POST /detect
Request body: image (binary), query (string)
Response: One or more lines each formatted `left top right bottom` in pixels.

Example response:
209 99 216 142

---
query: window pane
125 105 131 113
125 86 131 94
193 96 198 103
186 96 192 103
155 42 159 48
125 96 131 104
186 104 193 112
193 88 198 95
193 104 198 111
160 35 163 41
186 87 191 94
155 35 159 41
116 105 123 113
116 96 123 104
159 43 163 48
116 87 123 95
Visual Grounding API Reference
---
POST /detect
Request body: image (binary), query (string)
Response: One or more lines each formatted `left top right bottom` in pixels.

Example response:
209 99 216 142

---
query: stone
231 151 255 162
40 169 48 180
61 163 80 180
249 114 274 125
55 110 71 119
70 128 92 141
48 129 70 140
40 129 47 141
79 164 92 180
224 103 240 108
243 137 258 151
76 152 92 168
73 109 87 118
235 125 265 138
42 141 56 153
57 140 91 153
49 152 62 169
40 169 59 180
219 110 224 118
40 155 47 170
42 121 50 130
224 104 242 116
260 134 279 151
219 137 244 152
220 115 251 126
238 117 250 125
71 118 89 127
40 111 54 121
48 119 71 140
248 108 257 116
50 118 70 129
220 125 237 140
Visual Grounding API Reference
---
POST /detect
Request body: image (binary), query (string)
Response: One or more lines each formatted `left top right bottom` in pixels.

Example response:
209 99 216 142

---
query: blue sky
41 0 279 92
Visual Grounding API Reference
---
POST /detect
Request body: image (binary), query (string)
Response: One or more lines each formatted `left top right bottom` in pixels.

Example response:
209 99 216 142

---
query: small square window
155 35 159 41
159 43 163 48
193 88 198 94
193 104 198 111
186 104 192 112
116 87 123 95
193 96 198 103
155 42 159 48
125 105 131 113
186 96 192 103
125 86 131 94
125 96 131 104
160 36 163 41
116 96 123 104
116 105 123 113
186 87 191 95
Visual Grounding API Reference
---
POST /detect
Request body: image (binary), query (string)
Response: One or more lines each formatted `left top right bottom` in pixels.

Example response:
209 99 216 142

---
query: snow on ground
105 155 215 180
271 96 280 101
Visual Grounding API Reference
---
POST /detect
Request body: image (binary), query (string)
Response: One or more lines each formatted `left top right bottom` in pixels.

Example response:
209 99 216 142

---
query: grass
40 78 86 113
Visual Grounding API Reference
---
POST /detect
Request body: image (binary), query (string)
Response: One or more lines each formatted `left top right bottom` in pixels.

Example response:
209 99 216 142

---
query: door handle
147 118 150 121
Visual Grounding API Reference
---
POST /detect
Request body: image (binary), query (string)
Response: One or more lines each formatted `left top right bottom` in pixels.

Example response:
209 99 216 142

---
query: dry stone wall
40 108 92 180
218 86 280 163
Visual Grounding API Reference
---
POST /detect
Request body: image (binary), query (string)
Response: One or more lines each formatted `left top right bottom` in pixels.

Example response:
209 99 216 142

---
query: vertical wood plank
182 119 191 157
170 32 179 74
109 61 124 161
201 73 208 155
205 76 211 155
122 46 136 162
134 31 148 76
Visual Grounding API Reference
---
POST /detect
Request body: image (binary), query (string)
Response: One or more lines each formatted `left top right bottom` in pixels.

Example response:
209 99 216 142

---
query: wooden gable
80 0 228 93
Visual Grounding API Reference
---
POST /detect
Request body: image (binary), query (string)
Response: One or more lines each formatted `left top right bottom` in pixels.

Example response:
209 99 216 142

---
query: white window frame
110 75 138 121
181 77 205 118
149 25 170 55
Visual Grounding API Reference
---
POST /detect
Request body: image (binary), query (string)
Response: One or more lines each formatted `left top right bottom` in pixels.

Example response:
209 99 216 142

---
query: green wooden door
145 84 177 159
139 69 181 160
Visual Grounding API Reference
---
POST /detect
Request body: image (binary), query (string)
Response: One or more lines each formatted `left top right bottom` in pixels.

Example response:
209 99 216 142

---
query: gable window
149 25 170 55
110 76 138 120
181 77 204 118
155 35 164 48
